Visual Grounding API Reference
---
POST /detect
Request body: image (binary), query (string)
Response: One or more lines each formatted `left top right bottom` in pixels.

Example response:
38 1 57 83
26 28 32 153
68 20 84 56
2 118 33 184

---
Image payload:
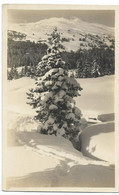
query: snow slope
81 121 115 164
98 113 114 122
7 75 114 120
8 17 114 51
75 75 114 120
5 75 115 190
6 133 114 189
8 17 114 38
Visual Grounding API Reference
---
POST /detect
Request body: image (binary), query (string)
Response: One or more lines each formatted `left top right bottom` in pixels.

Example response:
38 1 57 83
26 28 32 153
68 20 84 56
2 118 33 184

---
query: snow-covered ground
75 75 114 120
7 75 114 119
81 121 115 164
4 75 115 190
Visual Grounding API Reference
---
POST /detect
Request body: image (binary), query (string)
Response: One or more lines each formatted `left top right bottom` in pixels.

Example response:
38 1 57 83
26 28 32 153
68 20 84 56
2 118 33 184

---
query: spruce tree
7 65 19 80
27 28 82 141
76 60 84 78
83 60 92 78
91 60 100 77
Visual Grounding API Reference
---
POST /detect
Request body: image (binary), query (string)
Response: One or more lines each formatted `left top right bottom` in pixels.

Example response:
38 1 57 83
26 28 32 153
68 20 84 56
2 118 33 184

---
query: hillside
8 17 114 52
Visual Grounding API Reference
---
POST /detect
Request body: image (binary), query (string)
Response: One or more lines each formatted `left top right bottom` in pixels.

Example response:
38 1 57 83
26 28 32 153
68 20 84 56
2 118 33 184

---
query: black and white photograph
2 4 119 192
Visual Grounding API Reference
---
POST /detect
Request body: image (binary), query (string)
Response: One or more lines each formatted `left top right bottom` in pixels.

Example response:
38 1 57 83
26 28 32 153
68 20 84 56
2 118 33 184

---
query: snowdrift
81 121 115 164
7 77 35 115
6 75 115 189
98 113 114 122
7 130 115 189
76 75 114 118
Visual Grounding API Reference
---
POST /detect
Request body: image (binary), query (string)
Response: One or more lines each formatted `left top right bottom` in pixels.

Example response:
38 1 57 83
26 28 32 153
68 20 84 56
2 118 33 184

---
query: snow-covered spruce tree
7 65 19 80
83 60 92 78
27 28 83 142
91 60 101 77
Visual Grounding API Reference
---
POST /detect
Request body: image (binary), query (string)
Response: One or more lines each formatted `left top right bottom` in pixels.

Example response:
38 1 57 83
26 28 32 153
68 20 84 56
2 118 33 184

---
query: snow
98 113 114 122
74 107 82 117
6 131 114 189
8 17 114 37
46 116 55 125
55 81 62 87
8 17 114 52
49 104 58 110
6 146 59 178
5 75 115 190
8 66 23 73
45 80 53 87
7 77 35 115
57 127 65 136
75 75 114 120
81 121 115 164
66 113 75 120
58 90 66 98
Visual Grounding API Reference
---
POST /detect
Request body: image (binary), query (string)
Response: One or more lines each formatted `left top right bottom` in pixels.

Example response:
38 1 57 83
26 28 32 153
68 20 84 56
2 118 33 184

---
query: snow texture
6 75 115 189
81 121 115 164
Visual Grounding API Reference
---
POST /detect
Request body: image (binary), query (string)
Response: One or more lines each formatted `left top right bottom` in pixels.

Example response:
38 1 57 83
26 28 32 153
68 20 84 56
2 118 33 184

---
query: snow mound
7 131 115 189
75 75 114 119
81 121 115 164
7 77 35 115
14 130 113 169
98 113 114 122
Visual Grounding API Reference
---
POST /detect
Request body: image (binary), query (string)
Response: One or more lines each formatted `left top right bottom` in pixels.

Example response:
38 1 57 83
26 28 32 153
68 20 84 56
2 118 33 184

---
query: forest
7 36 115 80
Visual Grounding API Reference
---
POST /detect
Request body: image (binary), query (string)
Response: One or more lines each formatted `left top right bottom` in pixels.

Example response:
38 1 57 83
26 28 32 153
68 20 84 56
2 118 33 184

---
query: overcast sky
8 10 115 27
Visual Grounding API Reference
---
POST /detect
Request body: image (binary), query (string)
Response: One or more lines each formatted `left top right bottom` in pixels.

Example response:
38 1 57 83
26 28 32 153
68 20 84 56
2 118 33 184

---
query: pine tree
91 60 101 77
76 60 84 78
83 60 92 78
7 65 19 80
27 28 83 142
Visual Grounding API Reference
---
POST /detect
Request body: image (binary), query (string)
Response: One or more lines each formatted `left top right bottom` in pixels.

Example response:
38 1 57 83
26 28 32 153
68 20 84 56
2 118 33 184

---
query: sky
8 10 115 27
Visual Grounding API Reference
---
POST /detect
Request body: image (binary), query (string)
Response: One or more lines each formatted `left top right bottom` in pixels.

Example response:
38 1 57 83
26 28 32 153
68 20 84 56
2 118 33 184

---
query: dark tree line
61 46 114 77
7 38 114 80
8 39 48 68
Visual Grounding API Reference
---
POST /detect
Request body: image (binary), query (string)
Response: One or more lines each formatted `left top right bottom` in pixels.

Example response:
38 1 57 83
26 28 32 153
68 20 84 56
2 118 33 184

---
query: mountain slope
8 17 114 52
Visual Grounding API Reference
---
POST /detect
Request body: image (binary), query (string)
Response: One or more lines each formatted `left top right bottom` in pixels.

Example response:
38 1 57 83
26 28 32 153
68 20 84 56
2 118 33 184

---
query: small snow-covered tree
83 60 92 78
91 60 101 77
27 28 82 141
76 60 84 78
7 65 19 80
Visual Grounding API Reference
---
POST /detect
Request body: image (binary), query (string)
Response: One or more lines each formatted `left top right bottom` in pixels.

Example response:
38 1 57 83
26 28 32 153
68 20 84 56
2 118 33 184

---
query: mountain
8 17 114 52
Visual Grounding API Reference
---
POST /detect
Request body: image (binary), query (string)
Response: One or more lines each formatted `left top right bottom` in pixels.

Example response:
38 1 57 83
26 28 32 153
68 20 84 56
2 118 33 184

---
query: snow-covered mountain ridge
8 17 114 52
